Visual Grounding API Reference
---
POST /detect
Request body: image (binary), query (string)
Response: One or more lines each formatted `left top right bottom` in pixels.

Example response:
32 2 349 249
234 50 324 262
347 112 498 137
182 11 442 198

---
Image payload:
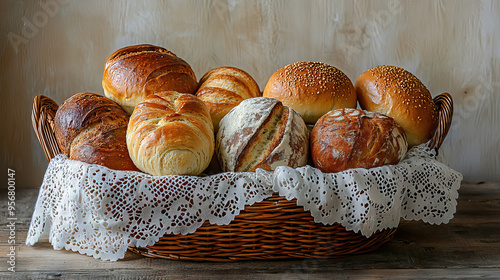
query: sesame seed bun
263 62 357 124
354 65 438 147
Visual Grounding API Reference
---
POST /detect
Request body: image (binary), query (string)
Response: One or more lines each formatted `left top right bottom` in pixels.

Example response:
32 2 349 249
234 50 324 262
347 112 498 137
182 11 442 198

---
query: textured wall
1 0 499 188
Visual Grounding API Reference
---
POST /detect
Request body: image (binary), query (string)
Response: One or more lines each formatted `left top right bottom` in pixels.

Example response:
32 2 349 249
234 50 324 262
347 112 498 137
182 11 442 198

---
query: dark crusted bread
102 44 198 114
54 92 139 171
310 108 408 173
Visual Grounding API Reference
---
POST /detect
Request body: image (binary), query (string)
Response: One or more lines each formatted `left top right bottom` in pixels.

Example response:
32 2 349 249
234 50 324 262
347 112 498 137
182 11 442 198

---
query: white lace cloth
26 144 462 261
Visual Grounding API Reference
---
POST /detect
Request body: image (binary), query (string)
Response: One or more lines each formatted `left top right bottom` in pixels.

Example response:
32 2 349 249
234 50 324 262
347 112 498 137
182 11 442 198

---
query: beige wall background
1 0 499 188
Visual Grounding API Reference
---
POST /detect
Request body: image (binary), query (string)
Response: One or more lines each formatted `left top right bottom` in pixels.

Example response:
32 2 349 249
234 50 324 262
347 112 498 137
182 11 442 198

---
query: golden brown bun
53 92 139 171
126 91 214 176
263 61 357 124
216 97 309 172
310 108 407 173
196 66 261 132
355 65 438 147
102 44 198 115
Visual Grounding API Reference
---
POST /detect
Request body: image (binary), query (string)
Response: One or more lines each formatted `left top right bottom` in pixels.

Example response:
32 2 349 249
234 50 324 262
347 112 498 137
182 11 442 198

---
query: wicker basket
32 92 453 261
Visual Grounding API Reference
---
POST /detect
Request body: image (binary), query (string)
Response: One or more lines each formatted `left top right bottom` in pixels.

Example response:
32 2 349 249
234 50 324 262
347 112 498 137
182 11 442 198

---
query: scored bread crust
196 66 261 132
310 108 408 173
102 44 198 115
263 61 357 124
216 97 309 172
355 65 438 147
126 91 214 176
53 92 139 171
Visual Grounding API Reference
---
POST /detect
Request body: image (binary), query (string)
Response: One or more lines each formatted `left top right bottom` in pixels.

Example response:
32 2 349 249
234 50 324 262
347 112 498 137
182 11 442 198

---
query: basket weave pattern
32 93 453 261
128 194 398 261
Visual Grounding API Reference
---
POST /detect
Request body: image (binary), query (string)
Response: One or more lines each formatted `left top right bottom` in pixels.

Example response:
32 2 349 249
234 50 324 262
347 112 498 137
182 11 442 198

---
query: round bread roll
263 61 357 124
310 108 408 173
216 97 309 172
102 44 198 115
196 66 261 132
126 91 214 176
53 92 139 171
355 65 438 147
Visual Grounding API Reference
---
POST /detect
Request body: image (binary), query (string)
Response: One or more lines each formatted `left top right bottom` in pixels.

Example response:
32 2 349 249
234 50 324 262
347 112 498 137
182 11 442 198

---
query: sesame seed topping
278 61 352 95
368 65 435 107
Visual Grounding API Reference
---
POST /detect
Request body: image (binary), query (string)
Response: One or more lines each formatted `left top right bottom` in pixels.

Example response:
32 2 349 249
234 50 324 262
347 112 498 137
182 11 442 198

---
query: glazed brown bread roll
127 91 214 176
263 61 357 124
355 65 438 147
53 92 139 171
196 66 261 132
217 97 309 172
310 108 407 173
102 44 198 115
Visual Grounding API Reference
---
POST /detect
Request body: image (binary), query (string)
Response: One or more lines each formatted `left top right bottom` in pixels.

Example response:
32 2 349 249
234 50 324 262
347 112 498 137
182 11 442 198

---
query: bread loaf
53 92 139 171
126 91 214 176
102 44 198 114
196 66 261 132
355 65 438 147
216 97 309 172
310 108 407 173
263 61 357 124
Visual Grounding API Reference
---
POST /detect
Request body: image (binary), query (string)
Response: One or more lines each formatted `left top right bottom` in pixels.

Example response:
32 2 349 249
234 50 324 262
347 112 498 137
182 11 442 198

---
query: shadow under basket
32 93 454 262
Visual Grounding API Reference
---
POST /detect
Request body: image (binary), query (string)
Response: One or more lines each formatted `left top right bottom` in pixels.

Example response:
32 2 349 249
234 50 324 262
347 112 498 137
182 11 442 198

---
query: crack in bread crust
235 102 286 172
216 97 308 172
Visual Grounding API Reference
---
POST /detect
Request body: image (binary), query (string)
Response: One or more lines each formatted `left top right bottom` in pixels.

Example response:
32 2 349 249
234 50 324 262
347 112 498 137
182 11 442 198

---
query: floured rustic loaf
310 108 408 173
216 97 309 172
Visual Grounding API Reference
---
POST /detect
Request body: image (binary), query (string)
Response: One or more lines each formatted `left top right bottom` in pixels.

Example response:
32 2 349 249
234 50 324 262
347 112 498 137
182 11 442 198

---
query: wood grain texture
1 0 499 188
0 182 499 278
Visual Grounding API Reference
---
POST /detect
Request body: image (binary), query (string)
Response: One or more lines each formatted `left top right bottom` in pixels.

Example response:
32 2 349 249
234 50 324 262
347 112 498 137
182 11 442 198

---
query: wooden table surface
1 182 499 279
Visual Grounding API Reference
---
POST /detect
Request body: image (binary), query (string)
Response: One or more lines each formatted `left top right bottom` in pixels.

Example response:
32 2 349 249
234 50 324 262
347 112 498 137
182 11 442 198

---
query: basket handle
32 95 61 161
427 92 453 151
